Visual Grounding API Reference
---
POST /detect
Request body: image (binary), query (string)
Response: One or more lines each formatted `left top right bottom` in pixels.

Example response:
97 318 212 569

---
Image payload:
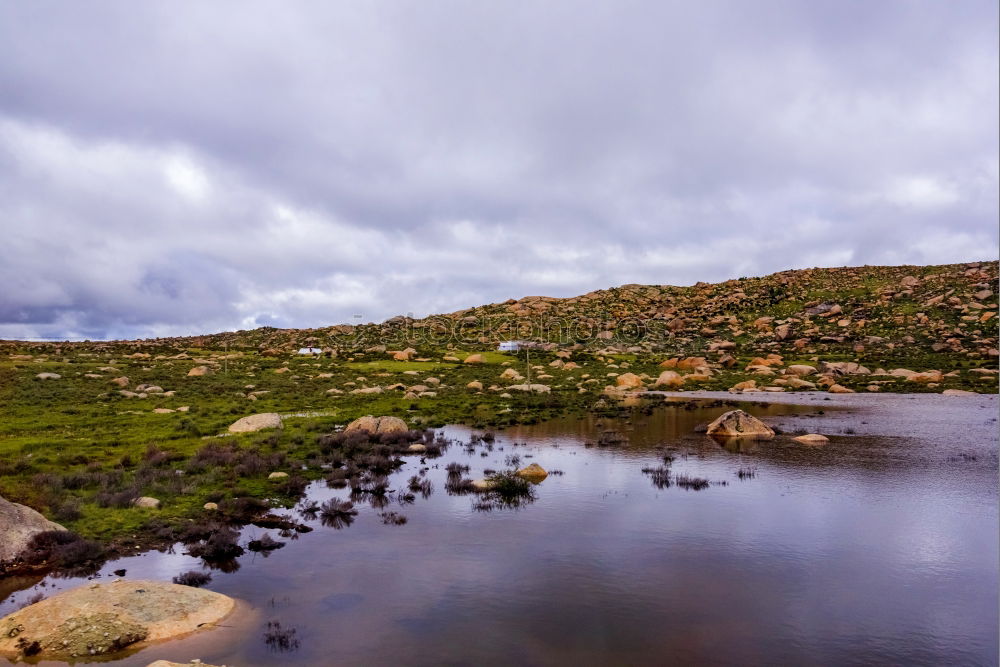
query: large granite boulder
0 496 65 565
344 415 409 435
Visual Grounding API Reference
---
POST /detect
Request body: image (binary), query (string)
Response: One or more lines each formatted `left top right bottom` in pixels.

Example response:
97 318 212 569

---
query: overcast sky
0 1 997 340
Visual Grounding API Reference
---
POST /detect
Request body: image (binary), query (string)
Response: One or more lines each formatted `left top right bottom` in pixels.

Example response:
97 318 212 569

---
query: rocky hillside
5 261 997 370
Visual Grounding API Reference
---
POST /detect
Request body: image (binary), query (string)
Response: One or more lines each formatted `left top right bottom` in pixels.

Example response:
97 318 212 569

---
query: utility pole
525 345 531 386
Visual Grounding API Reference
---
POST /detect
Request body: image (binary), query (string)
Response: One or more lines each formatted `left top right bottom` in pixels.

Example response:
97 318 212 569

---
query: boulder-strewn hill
5 261 997 369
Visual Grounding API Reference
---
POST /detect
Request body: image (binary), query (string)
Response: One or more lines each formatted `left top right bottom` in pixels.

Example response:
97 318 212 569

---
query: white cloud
885 176 961 209
164 154 211 202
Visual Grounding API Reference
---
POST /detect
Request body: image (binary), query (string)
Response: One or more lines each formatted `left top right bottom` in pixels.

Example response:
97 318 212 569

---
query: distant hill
3 261 998 369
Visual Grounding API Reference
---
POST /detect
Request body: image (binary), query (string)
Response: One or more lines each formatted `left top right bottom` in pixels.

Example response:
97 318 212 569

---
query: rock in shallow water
705 410 775 439
793 434 830 445
516 463 549 482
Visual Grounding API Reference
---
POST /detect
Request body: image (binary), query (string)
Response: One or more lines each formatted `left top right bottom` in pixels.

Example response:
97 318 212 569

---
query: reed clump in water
319 499 358 528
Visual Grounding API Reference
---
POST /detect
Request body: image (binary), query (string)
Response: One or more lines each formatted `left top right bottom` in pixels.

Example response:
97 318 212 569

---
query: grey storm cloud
0 0 996 340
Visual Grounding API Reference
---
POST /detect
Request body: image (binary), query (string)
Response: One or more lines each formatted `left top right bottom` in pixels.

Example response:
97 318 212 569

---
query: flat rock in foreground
0 580 235 660
705 410 775 438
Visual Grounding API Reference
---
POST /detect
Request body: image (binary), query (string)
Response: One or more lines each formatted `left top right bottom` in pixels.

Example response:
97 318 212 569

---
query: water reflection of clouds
5 398 995 665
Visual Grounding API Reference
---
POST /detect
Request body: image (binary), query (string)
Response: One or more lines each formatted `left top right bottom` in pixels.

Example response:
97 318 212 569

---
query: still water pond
3 395 997 666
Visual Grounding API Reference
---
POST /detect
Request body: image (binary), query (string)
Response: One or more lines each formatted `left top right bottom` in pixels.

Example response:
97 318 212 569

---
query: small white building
497 341 521 352
297 347 322 356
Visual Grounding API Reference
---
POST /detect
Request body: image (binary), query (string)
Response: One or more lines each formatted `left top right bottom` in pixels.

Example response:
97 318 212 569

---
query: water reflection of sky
2 396 996 666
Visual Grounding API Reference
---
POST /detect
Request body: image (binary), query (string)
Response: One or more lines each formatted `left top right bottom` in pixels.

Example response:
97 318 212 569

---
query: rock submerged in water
343 415 409 435
0 580 235 660
705 410 775 439
793 434 829 445
0 495 65 565
228 413 282 433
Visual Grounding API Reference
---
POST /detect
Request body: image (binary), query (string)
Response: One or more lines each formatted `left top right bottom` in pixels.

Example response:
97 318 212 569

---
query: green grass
0 348 600 544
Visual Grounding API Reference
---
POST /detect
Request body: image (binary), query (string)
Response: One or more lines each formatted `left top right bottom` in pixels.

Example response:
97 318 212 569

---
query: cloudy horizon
1 1 997 341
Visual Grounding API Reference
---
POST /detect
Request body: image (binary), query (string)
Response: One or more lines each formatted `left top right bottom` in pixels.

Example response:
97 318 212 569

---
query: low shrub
173 570 212 587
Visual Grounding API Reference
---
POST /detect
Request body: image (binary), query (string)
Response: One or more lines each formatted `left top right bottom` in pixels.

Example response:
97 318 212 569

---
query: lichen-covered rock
228 413 282 433
0 580 235 660
705 410 775 438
